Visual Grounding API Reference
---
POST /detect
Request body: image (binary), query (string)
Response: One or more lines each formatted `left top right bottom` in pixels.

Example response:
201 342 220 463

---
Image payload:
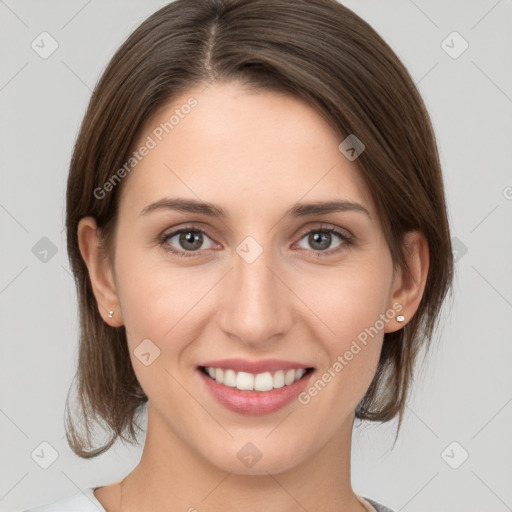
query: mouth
198 365 315 392
197 362 316 415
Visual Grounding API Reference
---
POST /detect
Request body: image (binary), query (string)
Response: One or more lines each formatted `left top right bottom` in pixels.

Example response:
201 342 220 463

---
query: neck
117 403 365 512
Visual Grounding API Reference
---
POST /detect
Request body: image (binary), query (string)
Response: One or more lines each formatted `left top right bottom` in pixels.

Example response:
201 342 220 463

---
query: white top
21 486 395 512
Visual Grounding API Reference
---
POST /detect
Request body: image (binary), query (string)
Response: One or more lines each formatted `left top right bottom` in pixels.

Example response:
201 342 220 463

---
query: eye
295 226 352 256
159 228 217 257
158 224 353 258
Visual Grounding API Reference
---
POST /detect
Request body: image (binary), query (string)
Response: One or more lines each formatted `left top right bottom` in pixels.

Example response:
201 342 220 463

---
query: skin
78 81 429 512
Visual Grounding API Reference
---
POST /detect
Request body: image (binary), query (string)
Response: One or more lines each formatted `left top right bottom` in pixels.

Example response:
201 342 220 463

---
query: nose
216 238 293 347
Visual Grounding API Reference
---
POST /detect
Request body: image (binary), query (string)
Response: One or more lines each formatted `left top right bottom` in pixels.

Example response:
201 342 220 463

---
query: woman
24 0 453 510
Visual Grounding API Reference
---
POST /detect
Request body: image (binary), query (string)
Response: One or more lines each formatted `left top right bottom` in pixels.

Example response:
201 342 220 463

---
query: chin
203 436 312 476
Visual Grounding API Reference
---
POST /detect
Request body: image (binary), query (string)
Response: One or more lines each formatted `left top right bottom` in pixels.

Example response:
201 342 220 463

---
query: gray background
1 1 511 511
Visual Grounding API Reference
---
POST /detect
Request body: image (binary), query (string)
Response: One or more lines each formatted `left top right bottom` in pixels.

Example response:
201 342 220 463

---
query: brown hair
64 0 454 458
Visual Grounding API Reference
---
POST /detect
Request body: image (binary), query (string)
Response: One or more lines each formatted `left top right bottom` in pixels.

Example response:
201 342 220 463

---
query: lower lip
198 368 314 415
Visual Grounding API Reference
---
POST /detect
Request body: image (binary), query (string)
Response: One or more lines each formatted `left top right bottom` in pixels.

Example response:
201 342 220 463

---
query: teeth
284 369 295 385
223 369 237 387
254 372 273 391
273 370 285 389
236 371 255 390
203 367 309 391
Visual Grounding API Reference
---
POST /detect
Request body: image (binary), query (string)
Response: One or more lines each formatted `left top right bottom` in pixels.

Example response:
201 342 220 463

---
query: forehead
118 81 374 220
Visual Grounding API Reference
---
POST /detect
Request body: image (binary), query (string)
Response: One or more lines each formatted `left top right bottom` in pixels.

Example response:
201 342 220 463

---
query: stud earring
108 310 114 319
396 314 405 323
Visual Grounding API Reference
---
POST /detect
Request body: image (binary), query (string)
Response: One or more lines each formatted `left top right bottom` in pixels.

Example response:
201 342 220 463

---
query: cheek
114 259 210 410
292 258 393 407
297 257 393 343
118 269 209 370
113 232 204 334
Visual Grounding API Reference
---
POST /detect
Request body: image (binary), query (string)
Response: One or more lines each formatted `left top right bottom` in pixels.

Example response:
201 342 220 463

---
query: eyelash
157 224 353 259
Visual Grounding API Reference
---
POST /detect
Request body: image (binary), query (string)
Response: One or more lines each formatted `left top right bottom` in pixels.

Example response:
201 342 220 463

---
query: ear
385 230 429 333
77 216 124 327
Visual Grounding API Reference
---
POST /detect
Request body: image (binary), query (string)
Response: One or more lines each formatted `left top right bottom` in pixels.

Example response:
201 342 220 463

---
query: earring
396 314 405 323
108 310 114 319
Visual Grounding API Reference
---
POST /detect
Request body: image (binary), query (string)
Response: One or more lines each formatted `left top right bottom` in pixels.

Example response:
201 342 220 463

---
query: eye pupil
309 232 331 250
179 231 203 250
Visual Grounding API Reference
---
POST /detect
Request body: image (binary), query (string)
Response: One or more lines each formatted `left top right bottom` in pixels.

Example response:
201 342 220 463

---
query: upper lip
199 358 314 374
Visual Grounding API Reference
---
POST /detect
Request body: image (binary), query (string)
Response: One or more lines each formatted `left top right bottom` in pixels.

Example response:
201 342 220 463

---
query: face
88 81 407 475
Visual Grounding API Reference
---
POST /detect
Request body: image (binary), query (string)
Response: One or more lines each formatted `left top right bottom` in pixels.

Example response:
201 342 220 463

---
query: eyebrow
139 197 371 219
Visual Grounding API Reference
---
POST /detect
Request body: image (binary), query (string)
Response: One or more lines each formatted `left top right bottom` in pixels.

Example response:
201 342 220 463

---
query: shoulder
20 487 105 512
363 496 396 512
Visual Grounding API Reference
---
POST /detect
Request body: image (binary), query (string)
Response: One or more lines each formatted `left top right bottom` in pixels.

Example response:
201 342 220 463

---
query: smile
200 366 314 392
197 365 315 415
